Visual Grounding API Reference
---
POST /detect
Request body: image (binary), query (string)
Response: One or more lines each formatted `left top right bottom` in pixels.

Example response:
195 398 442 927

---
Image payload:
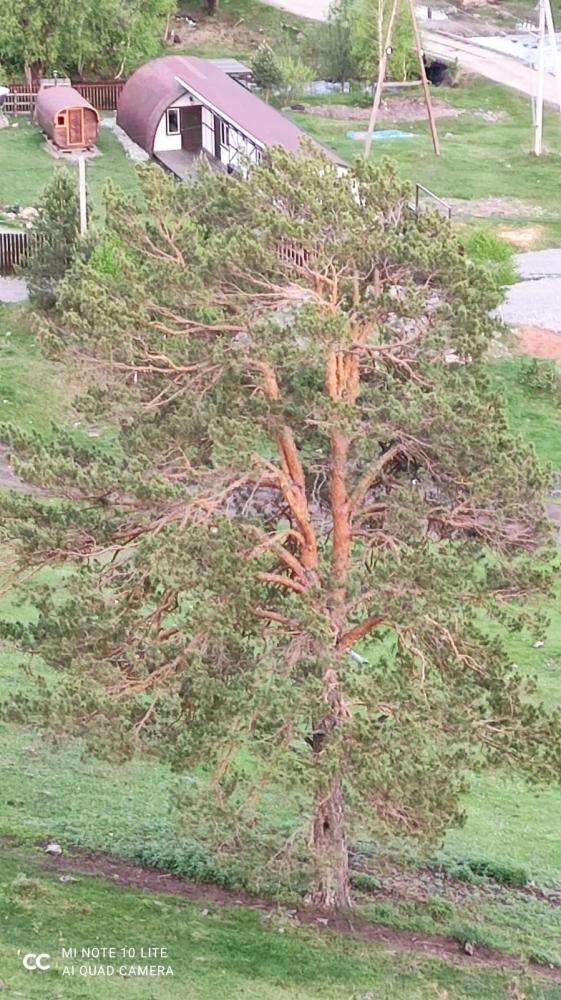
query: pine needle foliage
1 151 560 909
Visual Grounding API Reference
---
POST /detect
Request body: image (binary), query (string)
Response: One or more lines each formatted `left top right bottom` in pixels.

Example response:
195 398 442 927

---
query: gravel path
0 277 28 303
500 250 561 333
100 116 150 162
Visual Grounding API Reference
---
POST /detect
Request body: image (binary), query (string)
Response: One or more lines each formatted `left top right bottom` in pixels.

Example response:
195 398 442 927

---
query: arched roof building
35 85 99 150
116 56 345 179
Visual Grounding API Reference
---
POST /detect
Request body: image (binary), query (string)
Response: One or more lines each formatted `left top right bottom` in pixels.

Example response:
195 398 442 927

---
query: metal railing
414 183 452 219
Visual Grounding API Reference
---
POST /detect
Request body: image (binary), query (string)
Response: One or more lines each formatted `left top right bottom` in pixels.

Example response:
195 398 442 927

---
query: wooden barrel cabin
35 85 99 151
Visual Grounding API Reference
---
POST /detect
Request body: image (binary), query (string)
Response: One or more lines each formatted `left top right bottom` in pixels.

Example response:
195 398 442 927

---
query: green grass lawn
0 118 139 218
289 79 561 230
1 843 560 1000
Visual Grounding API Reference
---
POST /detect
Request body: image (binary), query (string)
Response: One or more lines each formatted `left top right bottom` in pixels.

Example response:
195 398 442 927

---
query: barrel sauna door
68 109 84 146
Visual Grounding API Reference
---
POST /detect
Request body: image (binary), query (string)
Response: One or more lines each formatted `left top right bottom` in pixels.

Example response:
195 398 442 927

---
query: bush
517 358 561 398
438 856 529 888
350 871 382 892
251 44 283 95
450 920 491 949
88 236 127 279
277 53 313 103
23 169 83 310
426 896 456 921
132 841 246 889
464 229 518 287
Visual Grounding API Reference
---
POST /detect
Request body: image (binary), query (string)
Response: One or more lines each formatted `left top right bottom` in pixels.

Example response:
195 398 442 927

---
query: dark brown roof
116 56 345 166
35 85 98 132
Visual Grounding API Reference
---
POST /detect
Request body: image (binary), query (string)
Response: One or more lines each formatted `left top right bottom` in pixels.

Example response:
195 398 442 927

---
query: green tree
304 0 355 84
277 53 313 103
2 154 560 910
0 0 175 82
23 168 82 310
349 0 417 82
251 43 283 97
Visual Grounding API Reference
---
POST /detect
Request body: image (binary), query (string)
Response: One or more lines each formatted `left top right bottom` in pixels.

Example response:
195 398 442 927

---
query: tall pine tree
2 153 560 909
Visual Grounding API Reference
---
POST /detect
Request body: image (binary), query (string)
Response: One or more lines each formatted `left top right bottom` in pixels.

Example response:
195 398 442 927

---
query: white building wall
201 107 215 154
154 93 203 154
151 91 268 173
154 114 181 153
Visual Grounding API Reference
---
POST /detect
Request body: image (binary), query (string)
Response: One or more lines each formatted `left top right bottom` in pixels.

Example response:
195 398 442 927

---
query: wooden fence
3 80 126 115
0 230 41 275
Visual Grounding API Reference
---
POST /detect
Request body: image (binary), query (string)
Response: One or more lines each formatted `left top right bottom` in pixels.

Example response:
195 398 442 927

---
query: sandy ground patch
497 225 544 249
514 325 561 359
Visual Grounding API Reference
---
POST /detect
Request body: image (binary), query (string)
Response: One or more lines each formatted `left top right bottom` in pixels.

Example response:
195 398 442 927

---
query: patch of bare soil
40 846 561 978
498 225 545 249
515 325 561 360
447 198 545 219
296 96 464 123
167 11 265 53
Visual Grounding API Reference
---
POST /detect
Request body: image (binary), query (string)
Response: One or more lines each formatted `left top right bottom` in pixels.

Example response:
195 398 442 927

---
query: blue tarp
346 128 416 140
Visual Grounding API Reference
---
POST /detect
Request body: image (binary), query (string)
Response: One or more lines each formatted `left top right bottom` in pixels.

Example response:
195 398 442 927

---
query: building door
180 106 202 152
68 109 84 146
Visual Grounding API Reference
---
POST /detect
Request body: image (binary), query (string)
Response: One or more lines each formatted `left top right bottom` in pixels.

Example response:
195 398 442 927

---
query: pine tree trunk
308 776 351 910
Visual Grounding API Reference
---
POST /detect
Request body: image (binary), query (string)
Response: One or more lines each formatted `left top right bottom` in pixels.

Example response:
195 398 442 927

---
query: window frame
220 120 229 148
166 107 180 135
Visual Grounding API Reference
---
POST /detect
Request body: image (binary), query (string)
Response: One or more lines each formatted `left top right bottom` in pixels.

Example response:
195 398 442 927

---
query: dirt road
262 0 329 19
423 31 560 105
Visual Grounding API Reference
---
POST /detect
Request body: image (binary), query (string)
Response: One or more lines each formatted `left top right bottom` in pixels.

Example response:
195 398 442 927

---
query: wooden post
544 0 561 116
363 0 400 160
407 0 440 155
78 157 88 235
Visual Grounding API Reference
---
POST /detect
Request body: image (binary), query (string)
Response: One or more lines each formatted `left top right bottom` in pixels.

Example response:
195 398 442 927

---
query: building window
166 108 180 135
220 120 229 147
57 114 65 126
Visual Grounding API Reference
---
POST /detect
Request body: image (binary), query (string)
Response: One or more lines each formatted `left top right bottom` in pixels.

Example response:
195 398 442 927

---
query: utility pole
407 0 440 155
534 0 545 155
364 0 400 161
543 0 561 115
363 0 440 161
78 156 88 235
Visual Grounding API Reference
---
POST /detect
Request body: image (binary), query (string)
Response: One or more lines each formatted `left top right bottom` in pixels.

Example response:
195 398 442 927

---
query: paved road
501 250 561 331
423 31 560 105
0 277 28 303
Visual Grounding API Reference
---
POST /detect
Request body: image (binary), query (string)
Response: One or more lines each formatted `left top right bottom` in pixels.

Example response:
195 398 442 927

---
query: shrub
88 236 127 279
350 871 382 892
464 229 518 287
426 896 456 921
517 358 561 398
277 54 313 103
438 856 529 888
450 920 490 949
23 170 82 310
251 44 283 95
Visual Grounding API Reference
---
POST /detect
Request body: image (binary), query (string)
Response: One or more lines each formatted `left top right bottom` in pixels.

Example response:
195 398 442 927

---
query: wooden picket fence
0 230 42 275
3 80 126 115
